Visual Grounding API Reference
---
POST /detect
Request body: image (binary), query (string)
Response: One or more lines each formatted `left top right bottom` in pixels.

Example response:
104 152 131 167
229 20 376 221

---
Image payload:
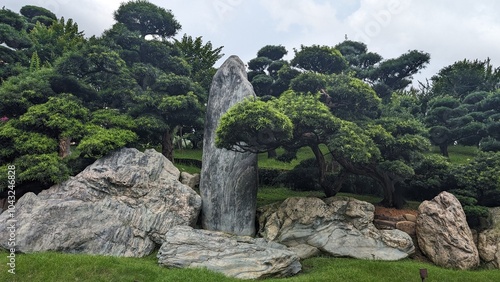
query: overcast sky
4 0 500 86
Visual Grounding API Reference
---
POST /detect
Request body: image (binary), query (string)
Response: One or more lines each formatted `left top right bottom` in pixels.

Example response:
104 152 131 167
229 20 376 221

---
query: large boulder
478 207 500 269
0 148 201 257
157 226 301 280
258 197 414 260
416 191 479 269
199 55 258 236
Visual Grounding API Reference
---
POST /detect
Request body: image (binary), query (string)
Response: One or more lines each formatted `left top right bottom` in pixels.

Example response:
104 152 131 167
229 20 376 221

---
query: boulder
288 244 322 260
478 207 500 269
199 55 258 236
396 221 416 235
157 226 301 279
403 214 417 222
258 197 414 260
0 148 201 257
416 191 479 269
180 172 200 189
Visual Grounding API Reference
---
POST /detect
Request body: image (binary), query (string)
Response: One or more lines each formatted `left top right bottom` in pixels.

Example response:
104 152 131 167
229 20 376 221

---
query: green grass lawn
1 251 499 282
429 145 479 164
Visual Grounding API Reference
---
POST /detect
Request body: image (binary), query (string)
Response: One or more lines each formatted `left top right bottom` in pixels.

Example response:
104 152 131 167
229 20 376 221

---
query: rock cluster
0 148 201 257
258 197 415 260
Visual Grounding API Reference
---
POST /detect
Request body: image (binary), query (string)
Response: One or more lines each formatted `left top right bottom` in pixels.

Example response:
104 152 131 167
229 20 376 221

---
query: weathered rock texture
199 55 258 236
478 207 500 269
416 191 479 269
157 226 301 279
258 197 415 260
180 172 200 189
0 148 201 257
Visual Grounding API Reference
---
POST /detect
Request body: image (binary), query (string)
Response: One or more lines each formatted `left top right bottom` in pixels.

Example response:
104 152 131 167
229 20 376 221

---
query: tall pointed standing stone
200 55 258 236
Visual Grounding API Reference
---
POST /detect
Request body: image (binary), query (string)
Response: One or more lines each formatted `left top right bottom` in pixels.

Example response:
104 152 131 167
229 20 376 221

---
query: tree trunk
58 137 71 158
267 148 277 159
162 130 174 162
310 144 335 197
376 170 406 209
332 170 348 195
439 143 449 158
379 172 395 208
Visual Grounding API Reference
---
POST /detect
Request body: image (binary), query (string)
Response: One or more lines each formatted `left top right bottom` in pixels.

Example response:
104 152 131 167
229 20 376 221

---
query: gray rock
288 244 322 259
199 55 258 236
478 207 500 269
258 197 414 260
180 172 200 189
157 226 301 280
416 191 479 269
0 148 201 257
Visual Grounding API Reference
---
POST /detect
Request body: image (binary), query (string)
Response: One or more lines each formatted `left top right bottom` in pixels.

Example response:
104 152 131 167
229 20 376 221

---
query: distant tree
431 59 500 100
368 50 430 99
449 152 500 227
20 5 56 27
257 45 287 60
335 40 382 79
174 34 224 92
114 0 181 39
0 7 32 80
28 17 85 64
291 44 348 74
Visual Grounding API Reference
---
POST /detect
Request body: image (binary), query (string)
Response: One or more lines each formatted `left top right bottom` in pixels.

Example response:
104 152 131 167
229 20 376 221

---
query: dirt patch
374 205 418 219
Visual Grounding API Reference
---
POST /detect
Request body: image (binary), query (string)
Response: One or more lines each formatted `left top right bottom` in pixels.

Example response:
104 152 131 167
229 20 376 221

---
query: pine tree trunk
439 143 449 157
311 144 335 197
58 137 71 158
162 131 174 162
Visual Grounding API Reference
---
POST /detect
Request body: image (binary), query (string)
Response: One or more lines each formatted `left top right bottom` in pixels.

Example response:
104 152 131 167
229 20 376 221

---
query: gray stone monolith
199 55 258 236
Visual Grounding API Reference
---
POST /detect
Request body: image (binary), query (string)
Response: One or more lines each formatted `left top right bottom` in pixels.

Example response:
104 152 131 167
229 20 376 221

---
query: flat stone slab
157 226 301 279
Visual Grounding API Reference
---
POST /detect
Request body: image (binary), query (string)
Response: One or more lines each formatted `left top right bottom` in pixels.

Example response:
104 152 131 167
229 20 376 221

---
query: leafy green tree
335 40 382 79
28 17 85 65
431 59 500 100
257 45 287 60
449 152 500 228
174 34 224 91
0 7 32 80
217 90 376 197
114 0 181 39
368 50 430 99
247 45 294 98
18 94 89 158
331 117 430 208
291 44 348 74
0 68 57 117
20 5 56 27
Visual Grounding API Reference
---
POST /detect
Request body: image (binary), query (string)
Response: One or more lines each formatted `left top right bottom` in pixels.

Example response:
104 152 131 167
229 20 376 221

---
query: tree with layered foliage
0 7 33 80
1 2 222 196
247 45 292 97
448 152 500 228
333 41 430 100
113 0 181 39
291 44 348 74
216 90 371 197
98 1 210 160
430 59 500 100
174 34 224 91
